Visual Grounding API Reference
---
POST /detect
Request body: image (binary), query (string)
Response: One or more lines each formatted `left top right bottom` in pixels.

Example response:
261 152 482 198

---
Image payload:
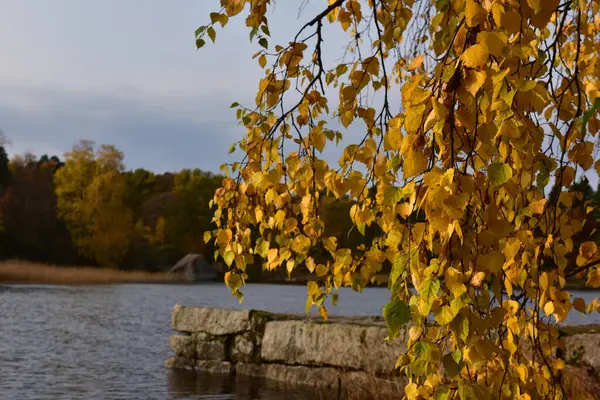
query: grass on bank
0 260 178 284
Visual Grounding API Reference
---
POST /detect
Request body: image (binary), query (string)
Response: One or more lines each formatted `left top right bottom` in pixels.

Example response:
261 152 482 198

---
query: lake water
1 283 599 399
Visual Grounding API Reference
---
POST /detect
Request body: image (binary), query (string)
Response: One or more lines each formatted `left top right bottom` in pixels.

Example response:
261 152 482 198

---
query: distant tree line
0 139 224 273
0 139 376 280
0 139 598 284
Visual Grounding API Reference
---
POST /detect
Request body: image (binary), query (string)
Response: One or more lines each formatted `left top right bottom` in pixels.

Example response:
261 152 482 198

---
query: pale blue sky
0 1 351 173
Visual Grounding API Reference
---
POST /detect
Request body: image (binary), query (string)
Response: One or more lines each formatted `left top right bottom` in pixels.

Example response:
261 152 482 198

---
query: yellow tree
54 140 133 266
200 1 600 398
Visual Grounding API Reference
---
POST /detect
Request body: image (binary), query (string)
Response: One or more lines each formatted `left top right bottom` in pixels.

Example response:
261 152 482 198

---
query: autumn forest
0 136 598 286
0 138 385 280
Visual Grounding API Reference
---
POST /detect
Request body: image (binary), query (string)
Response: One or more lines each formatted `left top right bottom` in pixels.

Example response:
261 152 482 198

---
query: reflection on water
166 369 330 400
0 282 599 399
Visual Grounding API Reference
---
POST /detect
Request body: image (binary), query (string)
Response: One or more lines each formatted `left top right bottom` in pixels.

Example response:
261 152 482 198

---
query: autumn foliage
0 141 224 272
200 0 600 398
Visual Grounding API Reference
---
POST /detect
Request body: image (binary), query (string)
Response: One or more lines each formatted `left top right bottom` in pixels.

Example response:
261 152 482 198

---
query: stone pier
165 305 600 399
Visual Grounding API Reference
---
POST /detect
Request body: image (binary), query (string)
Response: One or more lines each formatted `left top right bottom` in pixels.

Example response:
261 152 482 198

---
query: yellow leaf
309 127 326 152
286 259 295 275
515 364 528 383
319 305 329 321
503 338 517 355
580 241 598 259
267 248 278 262
403 149 428 178
323 236 338 252
478 251 505 274
544 301 554 316
307 280 320 297
500 11 522 35
216 229 233 247
258 54 267 68
434 306 457 325
492 3 505 26
407 55 424 71
465 0 487 27
573 297 586 314
316 264 329 277
464 69 487 96
527 0 541 13
529 198 547 214
305 257 316 273
445 267 467 296
461 44 489 69
539 272 549 291
384 129 403 150
503 299 519 316
477 31 506 57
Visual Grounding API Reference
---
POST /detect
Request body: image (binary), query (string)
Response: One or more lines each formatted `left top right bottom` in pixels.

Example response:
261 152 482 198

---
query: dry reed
0 260 178 285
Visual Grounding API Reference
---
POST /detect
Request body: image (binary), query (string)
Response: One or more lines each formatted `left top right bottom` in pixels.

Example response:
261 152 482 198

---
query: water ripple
0 283 598 399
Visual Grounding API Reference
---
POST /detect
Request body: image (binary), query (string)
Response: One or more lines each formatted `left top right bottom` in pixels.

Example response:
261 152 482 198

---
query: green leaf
207 27 216 43
304 295 313 314
383 186 403 206
435 387 451 400
260 24 270 36
383 299 410 340
452 316 470 342
357 223 366 236
442 353 460 378
458 380 492 400
488 162 513 187
259 37 269 49
419 278 440 302
452 349 462 363
236 291 244 304
194 26 206 37
196 38 206 49
580 97 600 134
536 169 550 191
436 0 450 12
230 102 240 108
458 381 475 400
413 341 430 357
331 293 339 307
249 27 258 42
223 251 235 267
389 254 408 289
255 238 269 258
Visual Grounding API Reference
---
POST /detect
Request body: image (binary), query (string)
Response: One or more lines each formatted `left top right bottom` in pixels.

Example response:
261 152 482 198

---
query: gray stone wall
165 305 600 399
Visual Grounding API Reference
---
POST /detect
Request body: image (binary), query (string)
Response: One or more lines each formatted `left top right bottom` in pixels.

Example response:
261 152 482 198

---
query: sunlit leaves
461 44 489 68
54 141 133 267
488 162 512 187
465 0 486 27
199 0 600 398
383 299 410 340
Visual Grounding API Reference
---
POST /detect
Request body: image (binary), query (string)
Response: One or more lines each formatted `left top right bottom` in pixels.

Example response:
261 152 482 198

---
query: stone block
341 372 406 400
564 333 600 372
169 334 196 359
231 334 255 362
236 363 340 392
195 360 234 375
195 335 226 360
261 320 407 375
172 304 251 335
164 356 195 370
